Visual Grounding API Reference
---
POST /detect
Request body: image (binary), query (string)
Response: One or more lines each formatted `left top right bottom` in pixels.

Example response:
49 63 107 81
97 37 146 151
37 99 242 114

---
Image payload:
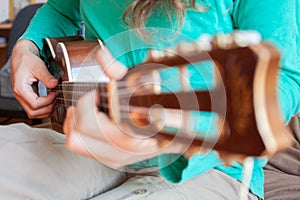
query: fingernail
47 79 58 88
66 107 73 118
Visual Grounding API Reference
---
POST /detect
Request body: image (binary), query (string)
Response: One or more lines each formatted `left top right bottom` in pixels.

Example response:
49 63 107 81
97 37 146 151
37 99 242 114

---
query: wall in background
0 0 47 23
34 0 47 2
0 1 10 23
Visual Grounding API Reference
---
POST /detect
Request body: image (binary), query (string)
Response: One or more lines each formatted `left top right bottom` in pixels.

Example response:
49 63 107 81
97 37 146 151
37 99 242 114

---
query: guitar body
44 36 106 132
44 32 292 160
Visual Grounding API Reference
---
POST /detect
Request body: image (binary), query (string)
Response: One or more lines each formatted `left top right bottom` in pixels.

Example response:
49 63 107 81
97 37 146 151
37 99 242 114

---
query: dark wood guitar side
43 32 292 160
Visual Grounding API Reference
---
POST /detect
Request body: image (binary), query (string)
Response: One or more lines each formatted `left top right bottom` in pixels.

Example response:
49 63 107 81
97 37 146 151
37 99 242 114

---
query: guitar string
51 73 181 88
53 82 127 87
46 74 185 98
51 86 164 95
53 102 152 117
54 98 164 112
51 84 141 91
48 77 196 118
50 89 132 97
54 101 144 109
48 82 162 95
48 78 185 96
52 78 159 87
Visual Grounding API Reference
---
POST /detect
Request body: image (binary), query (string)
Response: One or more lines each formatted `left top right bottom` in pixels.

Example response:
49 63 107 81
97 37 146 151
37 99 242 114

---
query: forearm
13 39 40 57
10 38 58 119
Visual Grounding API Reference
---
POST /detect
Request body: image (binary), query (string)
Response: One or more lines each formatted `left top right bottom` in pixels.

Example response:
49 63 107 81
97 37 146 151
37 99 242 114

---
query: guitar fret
98 82 109 115
179 65 191 92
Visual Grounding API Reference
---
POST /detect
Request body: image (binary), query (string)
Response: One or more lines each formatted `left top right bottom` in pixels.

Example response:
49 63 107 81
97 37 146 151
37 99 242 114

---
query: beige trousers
0 123 259 200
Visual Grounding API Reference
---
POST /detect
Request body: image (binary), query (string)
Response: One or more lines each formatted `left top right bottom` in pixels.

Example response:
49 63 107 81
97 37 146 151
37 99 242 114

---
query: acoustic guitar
43 31 292 160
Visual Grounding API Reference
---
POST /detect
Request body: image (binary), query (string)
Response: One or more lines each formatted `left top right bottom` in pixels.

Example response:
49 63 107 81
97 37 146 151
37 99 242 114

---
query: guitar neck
44 32 293 160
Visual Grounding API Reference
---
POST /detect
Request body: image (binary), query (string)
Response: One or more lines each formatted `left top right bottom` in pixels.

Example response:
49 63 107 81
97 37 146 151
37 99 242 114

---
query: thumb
32 61 58 89
96 46 128 80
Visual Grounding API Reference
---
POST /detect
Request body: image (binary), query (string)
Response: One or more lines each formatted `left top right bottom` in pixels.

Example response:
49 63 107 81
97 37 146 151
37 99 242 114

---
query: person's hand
11 39 58 118
63 47 189 168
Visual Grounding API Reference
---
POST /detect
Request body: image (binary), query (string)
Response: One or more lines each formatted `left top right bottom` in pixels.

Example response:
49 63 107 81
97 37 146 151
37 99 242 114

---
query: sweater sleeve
232 0 300 122
20 0 82 56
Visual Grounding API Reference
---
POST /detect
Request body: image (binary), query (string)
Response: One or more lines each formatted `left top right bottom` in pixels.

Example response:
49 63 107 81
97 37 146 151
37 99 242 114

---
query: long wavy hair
122 0 202 41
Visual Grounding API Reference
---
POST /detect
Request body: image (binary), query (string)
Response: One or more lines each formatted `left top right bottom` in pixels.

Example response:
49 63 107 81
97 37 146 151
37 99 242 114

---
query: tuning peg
232 30 261 47
175 42 193 55
212 30 262 49
196 34 213 51
212 33 234 49
147 49 164 61
148 48 177 61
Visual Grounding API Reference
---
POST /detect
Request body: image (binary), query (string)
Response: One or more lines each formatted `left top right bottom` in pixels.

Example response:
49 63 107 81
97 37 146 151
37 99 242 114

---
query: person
1 0 299 199
264 113 300 199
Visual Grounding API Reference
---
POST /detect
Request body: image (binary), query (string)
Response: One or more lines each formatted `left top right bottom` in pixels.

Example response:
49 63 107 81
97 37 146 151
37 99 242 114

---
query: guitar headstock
106 31 292 160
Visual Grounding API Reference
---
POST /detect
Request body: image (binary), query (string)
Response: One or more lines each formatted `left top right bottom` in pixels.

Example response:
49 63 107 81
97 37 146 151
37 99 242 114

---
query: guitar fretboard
51 81 109 115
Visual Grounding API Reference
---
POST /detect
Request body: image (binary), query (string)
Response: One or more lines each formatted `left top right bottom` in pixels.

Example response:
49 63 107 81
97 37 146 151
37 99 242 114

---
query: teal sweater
22 0 300 199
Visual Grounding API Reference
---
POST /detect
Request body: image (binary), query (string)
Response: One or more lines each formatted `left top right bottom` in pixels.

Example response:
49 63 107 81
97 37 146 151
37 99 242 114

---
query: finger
76 91 98 112
73 91 160 153
65 131 129 168
31 61 58 89
63 107 73 136
69 90 160 154
65 130 157 169
64 106 102 158
63 105 101 156
15 95 55 118
83 92 160 152
65 131 124 169
18 93 56 118
29 102 54 118
15 88 57 111
96 47 127 80
94 113 160 153
72 91 108 133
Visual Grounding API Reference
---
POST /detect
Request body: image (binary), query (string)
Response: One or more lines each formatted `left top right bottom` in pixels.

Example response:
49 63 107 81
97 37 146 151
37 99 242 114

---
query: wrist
14 38 40 56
